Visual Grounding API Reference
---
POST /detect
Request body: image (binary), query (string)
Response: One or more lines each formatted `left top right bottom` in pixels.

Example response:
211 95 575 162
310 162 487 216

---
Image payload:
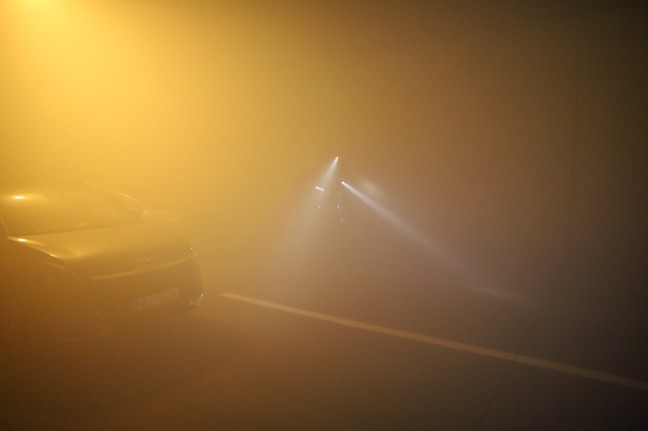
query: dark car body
0 182 203 341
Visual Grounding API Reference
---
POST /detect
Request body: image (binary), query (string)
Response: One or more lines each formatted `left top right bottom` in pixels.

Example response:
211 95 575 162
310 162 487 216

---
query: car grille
70 256 201 325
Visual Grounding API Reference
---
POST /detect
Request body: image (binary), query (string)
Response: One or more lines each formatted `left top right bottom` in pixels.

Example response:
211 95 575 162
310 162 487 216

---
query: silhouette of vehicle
0 182 203 341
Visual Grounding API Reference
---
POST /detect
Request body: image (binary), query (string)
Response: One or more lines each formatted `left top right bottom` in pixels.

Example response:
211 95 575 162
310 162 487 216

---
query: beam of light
315 156 339 191
13 195 26 200
341 181 437 253
265 156 340 267
341 181 513 300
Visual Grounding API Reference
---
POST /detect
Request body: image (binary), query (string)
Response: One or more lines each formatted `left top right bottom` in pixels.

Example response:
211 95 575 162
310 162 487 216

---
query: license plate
132 288 179 312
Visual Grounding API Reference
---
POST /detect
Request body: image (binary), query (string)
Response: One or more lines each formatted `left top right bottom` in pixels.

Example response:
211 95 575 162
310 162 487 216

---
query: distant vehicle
301 156 354 232
0 182 203 341
313 181 348 231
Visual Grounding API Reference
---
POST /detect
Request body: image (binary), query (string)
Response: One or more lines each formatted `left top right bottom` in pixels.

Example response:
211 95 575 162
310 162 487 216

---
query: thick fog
1 1 646 292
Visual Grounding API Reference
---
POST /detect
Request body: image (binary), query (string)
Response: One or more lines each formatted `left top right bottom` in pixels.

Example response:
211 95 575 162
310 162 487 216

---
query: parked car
0 182 203 341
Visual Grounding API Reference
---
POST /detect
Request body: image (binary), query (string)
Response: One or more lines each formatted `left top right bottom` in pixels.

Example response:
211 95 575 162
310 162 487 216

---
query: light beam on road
341 181 439 253
315 156 339 191
341 181 512 300
266 156 342 269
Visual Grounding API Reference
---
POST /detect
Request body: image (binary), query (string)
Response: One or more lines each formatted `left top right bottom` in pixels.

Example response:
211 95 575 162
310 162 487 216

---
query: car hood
12 222 192 278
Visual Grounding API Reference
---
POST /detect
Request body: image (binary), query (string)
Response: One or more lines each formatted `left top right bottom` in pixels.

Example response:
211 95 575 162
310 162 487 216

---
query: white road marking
221 292 648 392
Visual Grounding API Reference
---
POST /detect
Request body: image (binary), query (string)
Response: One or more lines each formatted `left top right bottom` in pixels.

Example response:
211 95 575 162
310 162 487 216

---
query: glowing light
341 181 513 300
341 181 433 251
315 186 325 192
14 0 55 13
22 0 47 6
316 156 340 191
13 195 26 200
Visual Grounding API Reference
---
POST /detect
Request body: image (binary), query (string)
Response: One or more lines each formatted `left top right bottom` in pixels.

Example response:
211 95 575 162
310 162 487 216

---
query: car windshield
0 185 136 236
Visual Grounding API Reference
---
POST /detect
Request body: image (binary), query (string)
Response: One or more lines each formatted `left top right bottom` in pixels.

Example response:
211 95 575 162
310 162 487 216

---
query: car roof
0 180 97 197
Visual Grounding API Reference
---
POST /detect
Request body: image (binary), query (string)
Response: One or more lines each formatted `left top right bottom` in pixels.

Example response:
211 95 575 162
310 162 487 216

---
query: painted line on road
221 292 648 392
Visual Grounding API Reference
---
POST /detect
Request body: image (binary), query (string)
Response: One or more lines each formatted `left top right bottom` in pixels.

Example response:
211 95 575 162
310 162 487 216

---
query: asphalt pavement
1 233 646 430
